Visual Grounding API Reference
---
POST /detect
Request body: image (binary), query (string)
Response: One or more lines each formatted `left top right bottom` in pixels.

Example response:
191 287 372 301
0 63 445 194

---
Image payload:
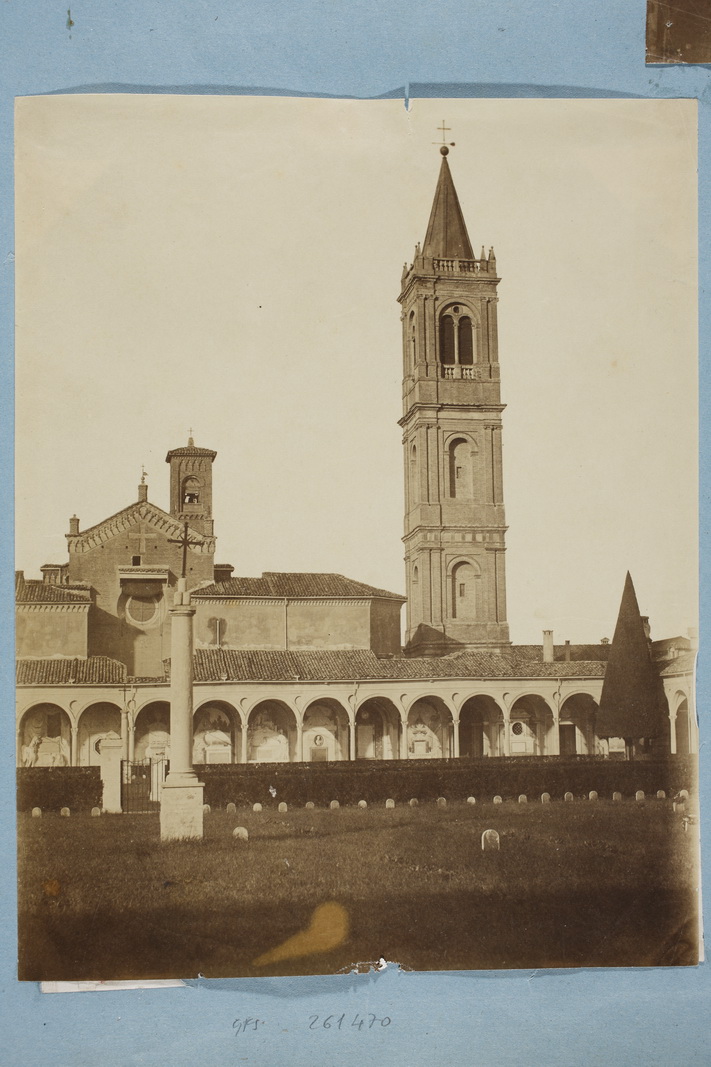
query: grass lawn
18 799 699 980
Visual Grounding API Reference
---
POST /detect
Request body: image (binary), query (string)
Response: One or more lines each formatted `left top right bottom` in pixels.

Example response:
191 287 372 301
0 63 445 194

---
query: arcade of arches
18 688 629 766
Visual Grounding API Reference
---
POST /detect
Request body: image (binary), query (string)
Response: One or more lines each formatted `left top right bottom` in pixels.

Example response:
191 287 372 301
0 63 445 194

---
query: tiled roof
513 643 612 663
165 443 217 461
193 572 406 601
659 652 697 677
16 657 127 685
15 572 91 605
191 647 607 683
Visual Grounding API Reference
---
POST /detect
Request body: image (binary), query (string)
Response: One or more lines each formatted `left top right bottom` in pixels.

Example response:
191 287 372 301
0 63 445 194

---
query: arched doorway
509 695 554 756
77 702 122 766
355 698 400 759
19 704 71 766
302 700 349 762
406 697 454 759
134 701 171 761
675 697 691 755
248 700 297 763
193 701 240 764
559 693 599 755
459 695 505 757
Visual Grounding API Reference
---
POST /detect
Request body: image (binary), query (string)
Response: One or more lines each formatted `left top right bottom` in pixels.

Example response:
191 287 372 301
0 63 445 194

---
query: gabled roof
193 572 406 601
15 572 91 605
68 500 211 550
422 152 474 259
17 657 128 685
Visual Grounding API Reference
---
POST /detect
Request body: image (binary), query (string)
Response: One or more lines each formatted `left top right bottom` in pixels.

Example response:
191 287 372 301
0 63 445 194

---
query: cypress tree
596 573 669 752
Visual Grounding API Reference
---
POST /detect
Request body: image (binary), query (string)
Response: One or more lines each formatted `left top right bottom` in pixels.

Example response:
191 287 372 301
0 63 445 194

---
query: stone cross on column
160 577 204 841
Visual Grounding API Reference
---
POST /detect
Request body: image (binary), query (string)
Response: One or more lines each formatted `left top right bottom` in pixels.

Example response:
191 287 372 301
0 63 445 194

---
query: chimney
69 515 80 535
542 630 554 663
564 639 571 662
138 482 148 503
687 626 699 651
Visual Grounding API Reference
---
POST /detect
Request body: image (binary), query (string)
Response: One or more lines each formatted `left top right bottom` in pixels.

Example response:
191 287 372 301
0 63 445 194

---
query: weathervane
433 120 456 154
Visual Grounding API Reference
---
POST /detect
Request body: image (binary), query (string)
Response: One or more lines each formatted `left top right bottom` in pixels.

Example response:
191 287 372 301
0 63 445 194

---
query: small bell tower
399 142 510 656
166 435 217 537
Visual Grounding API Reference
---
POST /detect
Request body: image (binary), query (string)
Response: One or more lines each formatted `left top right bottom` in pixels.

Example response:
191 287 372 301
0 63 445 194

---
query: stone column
121 708 130 763
349 718 356 760
452 718 460 758
240 722 248 764
550 712 561 755
297 717 304 762
160 579 204 841
70 724 79 766
99 731 123 813
402 717 410 759
127 716 135 762
669 710 677 755
502 714 511 757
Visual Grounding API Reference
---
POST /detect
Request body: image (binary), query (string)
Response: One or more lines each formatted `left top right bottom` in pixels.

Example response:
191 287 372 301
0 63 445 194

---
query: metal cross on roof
168 520 201 579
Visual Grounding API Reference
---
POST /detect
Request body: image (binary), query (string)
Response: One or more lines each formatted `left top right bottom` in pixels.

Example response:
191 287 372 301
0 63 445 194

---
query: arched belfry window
448 437 475 499
458 317 473 365
439 305 477 375
182 476 201 506
452 561 479 620
439 315 455 365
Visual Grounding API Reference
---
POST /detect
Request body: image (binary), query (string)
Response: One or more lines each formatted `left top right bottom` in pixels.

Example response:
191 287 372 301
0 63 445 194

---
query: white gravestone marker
385 798 395 809
278 802 288 813
226 802 237 815
482 829 500 851
541 793 551 804
564 792 574 803
467 797 476 805
358 800 367 809
613 791 622 802
232 827 249 842
493 795 502 805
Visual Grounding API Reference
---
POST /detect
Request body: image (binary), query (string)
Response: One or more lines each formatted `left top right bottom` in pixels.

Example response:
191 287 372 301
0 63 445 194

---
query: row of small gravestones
29 789 690 819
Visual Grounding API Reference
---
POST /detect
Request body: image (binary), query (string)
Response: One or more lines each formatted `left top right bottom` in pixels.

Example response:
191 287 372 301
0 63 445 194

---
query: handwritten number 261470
308 1013 391 1030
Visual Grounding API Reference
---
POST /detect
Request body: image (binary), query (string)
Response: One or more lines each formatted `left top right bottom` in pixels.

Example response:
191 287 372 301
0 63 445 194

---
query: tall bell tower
399 145 510 656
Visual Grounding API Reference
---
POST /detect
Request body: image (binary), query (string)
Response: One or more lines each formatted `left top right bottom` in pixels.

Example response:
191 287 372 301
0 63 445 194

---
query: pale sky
15 95 698 645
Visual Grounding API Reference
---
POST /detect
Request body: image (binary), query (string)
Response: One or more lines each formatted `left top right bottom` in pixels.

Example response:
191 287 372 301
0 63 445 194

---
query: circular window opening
452 305 460 314
512 721 524 736
125 594 160 627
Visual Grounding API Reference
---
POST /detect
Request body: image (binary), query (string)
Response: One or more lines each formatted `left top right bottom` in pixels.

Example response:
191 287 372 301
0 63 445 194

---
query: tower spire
422 148 474 260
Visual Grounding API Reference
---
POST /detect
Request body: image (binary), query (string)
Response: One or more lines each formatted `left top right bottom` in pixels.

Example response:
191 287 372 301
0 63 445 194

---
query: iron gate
121 757 169 813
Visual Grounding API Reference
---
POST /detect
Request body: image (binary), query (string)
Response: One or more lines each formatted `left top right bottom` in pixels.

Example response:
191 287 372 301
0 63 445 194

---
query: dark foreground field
18 800 699 980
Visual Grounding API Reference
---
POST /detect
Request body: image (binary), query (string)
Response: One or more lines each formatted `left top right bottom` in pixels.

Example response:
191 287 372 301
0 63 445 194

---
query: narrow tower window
439 315 455 365
410 444 418 505
448 438 475 499
452 562 478 620
458 317 474 365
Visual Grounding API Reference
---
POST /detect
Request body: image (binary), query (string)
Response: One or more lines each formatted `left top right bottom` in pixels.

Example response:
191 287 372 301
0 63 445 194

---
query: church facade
15 151 697 772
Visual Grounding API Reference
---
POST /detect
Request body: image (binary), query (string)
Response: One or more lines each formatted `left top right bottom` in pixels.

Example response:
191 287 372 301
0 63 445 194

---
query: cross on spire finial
433 120 456 156
140 465 147 485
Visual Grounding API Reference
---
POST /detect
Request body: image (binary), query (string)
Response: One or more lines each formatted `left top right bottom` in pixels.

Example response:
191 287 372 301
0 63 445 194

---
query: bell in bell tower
399 143 511 656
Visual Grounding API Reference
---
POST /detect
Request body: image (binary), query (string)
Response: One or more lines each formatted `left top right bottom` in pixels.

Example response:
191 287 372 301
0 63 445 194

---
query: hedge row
200 756 696 808
17 767 102 813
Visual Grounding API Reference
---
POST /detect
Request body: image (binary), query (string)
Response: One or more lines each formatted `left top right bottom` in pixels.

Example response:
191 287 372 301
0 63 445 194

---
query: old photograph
14 96 699 978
